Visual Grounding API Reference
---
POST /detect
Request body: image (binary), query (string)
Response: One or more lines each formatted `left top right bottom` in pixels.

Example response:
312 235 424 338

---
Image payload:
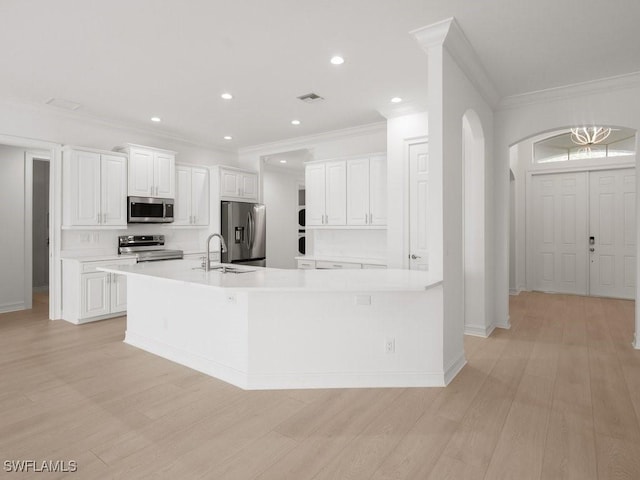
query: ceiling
2 0 640 150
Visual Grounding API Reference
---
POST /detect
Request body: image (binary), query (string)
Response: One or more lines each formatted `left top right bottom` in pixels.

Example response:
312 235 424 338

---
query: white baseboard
464 323 496 338
443 353 467 385
0 302 26 314
633 332 640 350
494 315 511 330
509 289 520 296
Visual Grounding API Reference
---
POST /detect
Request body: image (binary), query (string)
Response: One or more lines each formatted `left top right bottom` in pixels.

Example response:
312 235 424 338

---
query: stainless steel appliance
221 201 266 266
128 196 174 223
118 235 183 262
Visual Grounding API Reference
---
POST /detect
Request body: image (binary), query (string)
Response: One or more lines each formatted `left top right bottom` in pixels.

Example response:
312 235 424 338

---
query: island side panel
124 275 251 388
245 286 445 389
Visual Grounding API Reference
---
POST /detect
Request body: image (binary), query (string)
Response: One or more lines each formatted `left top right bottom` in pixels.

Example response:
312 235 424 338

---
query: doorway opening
32 158 50 310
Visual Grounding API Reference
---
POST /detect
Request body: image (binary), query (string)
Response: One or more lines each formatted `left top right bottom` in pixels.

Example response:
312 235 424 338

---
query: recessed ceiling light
391 97 402 103
223 135 233 140
279 159 287 164
291 120 301 125
221 93 233 100
151 116 161 122
330 56 345 65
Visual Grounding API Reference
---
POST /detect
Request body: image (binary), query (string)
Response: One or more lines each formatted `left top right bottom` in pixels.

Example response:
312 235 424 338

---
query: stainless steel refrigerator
220 201 266 266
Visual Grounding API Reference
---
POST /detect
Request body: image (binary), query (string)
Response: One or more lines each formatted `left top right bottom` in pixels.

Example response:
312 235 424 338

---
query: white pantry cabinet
346 155 387 226
62 257 136 324
62 147 127 227
218 167 258 201
116 144 176 198
305 161 347 226
175 165 209 226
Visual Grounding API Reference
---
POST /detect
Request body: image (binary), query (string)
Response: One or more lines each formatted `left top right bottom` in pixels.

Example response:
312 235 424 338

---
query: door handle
589 247 595 252
410 254 421 260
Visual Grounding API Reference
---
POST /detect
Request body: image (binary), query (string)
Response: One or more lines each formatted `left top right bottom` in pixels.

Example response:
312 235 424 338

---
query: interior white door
409 142 429 270
589 169 636 299
531 172 588 295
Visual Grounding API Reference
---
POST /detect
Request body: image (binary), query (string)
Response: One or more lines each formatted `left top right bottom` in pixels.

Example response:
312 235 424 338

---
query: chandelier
570 126 612 146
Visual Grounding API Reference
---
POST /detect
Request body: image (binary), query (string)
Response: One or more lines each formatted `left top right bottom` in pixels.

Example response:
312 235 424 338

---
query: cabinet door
110 274 127 314
346 158 370 225
174 165 192 225
129 148 155 197
154 152 175 198
305 164 326 226
101 154 127 226
191 167 209 225
325 161 347 225
369 155 387 225
240 173 258 200
69 150 101 225
220 169 240 197
80 272 110 319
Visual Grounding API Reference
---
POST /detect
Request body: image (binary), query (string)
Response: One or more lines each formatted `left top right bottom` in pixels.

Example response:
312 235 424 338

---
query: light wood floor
1 292 639 479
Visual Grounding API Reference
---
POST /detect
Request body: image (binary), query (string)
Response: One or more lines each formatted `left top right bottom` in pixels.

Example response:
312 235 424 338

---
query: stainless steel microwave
127 196 174 223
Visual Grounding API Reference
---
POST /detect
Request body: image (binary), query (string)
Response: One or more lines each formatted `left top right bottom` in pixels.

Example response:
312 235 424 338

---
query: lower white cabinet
297 258 387 270
63 258 136 324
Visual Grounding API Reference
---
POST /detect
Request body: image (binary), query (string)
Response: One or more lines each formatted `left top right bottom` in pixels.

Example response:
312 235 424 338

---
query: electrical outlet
385 338 395 354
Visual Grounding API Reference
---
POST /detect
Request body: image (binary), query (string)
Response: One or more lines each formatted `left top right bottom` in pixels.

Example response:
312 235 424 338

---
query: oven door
128 196 168 223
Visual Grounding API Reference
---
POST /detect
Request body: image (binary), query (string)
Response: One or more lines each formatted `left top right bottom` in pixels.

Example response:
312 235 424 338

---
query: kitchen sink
192 265 256 274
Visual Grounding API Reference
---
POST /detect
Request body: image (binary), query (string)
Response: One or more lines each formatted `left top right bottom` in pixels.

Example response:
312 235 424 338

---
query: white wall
262 165 303 269
494 78 640 349
386 112 428 268
0 145 28 312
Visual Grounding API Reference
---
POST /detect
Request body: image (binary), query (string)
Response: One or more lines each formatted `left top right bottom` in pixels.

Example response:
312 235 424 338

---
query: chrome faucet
205 233 228 271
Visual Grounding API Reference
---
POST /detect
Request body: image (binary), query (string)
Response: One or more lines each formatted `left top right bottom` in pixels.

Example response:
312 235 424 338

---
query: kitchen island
99 259 464 390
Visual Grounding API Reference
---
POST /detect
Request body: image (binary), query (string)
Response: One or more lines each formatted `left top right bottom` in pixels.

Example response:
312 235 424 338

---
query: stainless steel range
118 235 184 262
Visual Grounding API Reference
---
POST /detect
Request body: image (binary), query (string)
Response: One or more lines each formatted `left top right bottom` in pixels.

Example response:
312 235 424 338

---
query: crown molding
411 17 500 107
498 71 640 110
238 121 387 157
0 96 235 154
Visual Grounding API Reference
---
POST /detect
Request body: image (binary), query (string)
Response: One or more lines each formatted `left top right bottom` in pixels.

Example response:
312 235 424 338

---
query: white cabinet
346 155 387 226
63 147 127 227
305 161 346 226
116 144 176 198
175 165 209 226
296 258 386 269
218 167 258 201
62 258 136 324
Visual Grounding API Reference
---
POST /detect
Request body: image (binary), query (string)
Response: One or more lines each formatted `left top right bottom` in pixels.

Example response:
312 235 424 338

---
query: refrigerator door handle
245 211 252 250
248 209 255 250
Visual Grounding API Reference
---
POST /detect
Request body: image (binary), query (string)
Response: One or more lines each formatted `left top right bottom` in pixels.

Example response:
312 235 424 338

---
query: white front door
531 172 588 295
589 169 636 299
530 168 636 299
409 142 429 270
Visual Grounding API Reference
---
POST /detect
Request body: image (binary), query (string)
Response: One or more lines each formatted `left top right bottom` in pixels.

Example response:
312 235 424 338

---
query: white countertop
99 258 441 292
61 253 137 262
295 255 387 265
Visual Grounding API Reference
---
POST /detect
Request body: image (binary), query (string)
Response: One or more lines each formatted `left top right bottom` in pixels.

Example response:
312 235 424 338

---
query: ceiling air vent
45 97 81 111
297 92 324 103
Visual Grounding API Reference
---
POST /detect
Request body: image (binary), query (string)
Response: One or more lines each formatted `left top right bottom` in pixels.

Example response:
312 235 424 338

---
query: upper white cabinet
306 161 347 226
346 155 387 226
217 167 258 201
116 144 176 198
306 154 385 227
62 147 127 227
175 164 209 226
